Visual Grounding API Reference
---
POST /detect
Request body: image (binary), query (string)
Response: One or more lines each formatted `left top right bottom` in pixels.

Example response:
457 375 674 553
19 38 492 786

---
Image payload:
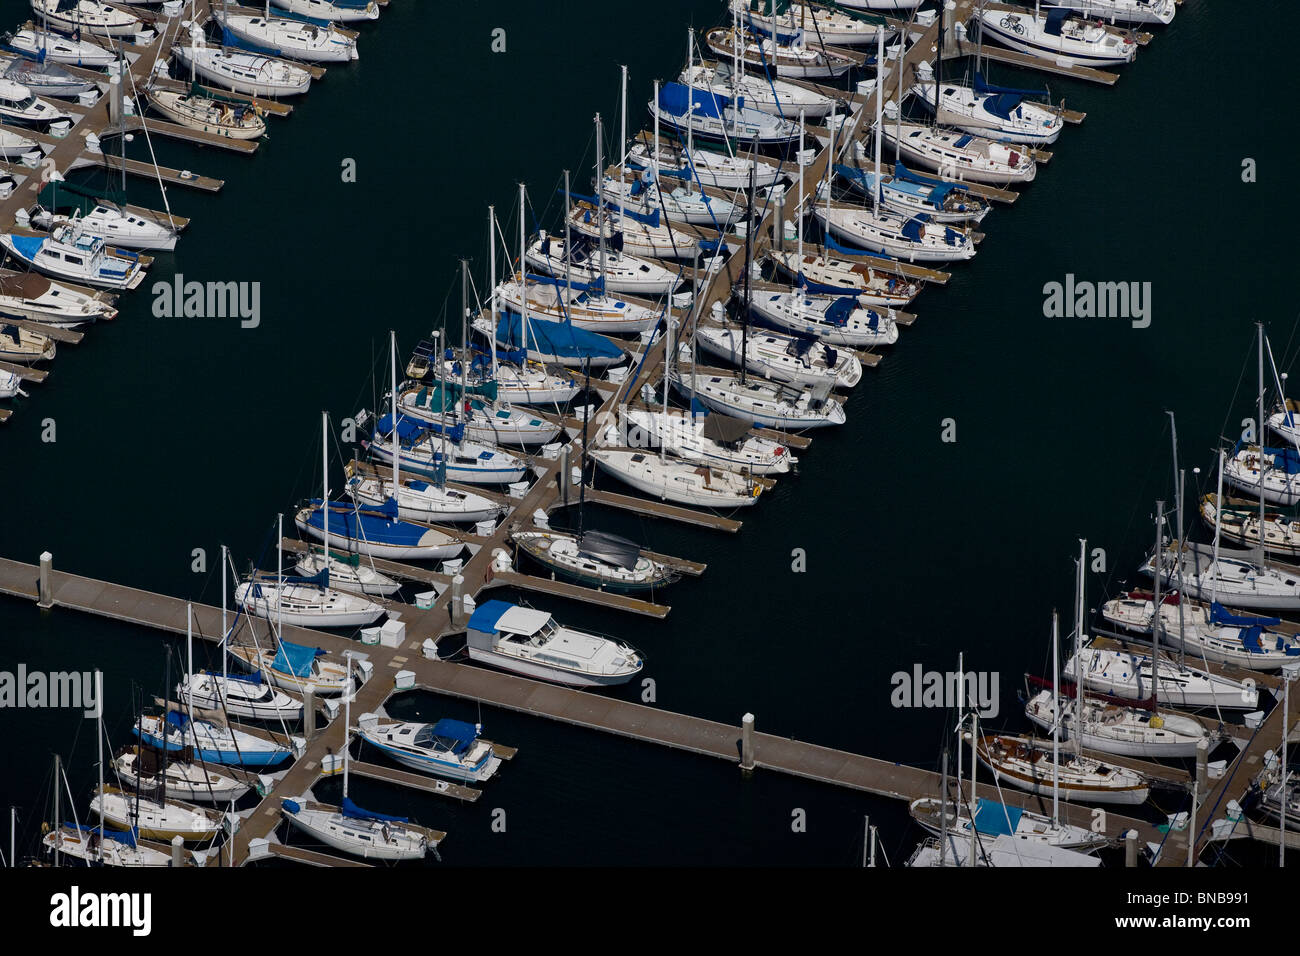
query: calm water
0 0 1289 865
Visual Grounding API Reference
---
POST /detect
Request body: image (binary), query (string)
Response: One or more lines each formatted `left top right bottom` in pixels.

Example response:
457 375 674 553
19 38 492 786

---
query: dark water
0 0 1289 865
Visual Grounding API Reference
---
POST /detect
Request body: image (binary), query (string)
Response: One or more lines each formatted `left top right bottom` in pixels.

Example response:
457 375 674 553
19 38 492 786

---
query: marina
0 0 1296 887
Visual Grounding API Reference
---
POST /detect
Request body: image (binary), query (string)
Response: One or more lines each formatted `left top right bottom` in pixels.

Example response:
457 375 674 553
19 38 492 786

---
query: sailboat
626 140 783 191
135 710 295 766
694 317 863 390
171 28 312 97
144 84 268 140
976 6 1138 68
728 0 892 46
213 10 359 63
7 28 117 68
1200 494 1300 559
227 638 354 696
28 178 180 251
746 290 898 348
1221 441 1300 506
650 80 798 147
270 0 379 24
681 62 834 120
357 713 506 783
0 322 55 362
346 460 503 524
43 820 173 867
465 599 645 687
619 405 796 475
909 796 1108 851
880 119 1037 186
496 273 662 337
526 232 682 297
112 746 252 803
1025 539 1210 757
3 53 99 98
909 65 1063 146
704 26 856 79
31 0 147 39
1063 644 1260 710
834 161 992 224
1043 0 1175 26
281 658 440 861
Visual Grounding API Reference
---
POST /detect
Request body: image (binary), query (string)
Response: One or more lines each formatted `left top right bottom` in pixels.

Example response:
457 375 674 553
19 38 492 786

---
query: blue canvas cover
65 821 137 848
973 71 1046 98
341 796 408 824
6 234 44 262
658 81 728 119
1044 7 1071 35
494 312 624 362
1210 601 1282 628
301 500 433 547
431 718 478 754
271 639 325 678
467 599 515 634
972 797 1021 836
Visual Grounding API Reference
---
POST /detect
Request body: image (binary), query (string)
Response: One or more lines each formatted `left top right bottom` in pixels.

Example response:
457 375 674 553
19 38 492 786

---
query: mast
873 27 883 214
389 332 400 502
1212 449 1224 606
823 101 835 253
797 109 804 264
1168 411 1186 666
1075 538 1086 758
740 156 756 387
686 29 695 164
1051 609 1060 826
594 115 607 286
94 669 103 863
652 79 661 200
519 183 530 357
435 328 447 489
1257 321 1267 568
662 304 672 465
276 511 283 639
323 410 331 576
221 543 228 689
53 754 60 867
487 205 499 377
939 748 948 866
563 170 573 303
619 65 628 236
955 651 963 800
186 603 194 719
1152 500 1165 716
968 709 977 863
459 261 469 409
579 359 590 537
342 651 352 801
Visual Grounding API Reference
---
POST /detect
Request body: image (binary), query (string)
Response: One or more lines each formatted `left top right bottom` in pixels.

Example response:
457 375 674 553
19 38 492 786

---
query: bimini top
467 599 552 636
425 718 479 754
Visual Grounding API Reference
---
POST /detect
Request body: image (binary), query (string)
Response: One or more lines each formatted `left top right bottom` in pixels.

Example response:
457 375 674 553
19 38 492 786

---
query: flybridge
49 887 152 936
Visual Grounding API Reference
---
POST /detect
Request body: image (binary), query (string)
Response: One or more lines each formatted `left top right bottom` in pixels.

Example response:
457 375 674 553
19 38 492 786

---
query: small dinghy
0 226 146 289
1201 493 1300 558
112 745 253 802
135 710 296 766
281 797 437 860
527 232 682 296
0 77 70 133
6 28 116 68
0 271 116 326
814 203 976 263
768 250 922 306
171 36 312 97
291 546 402 597
237 574 387 627
31 0 148 39
214 13 358 63
835 162 991 224
176 670 305 722
1043 0 1175 26
513 527 680 591
227 639 354 696
976 734 1150 805
977 6 1138 68
910 69 1063 146
465 599 645 687
909 796 1108 851
295 497 465 560
747 289 898 348
705 27 855 79
1063 645 1260 710
145 85 267 140
91 785 224 843
619 406 795 476
1222 442 1300 506
650 80 798 147
365 413 529 487
694 320 862 390
271 0 379 24
681 61 834 119
346 461 503 525
0 321 55 362
2 53 94 98
357 713 506 783
590 447 763 508
881 121 1037 186
43 822 172 867
627 142 784 190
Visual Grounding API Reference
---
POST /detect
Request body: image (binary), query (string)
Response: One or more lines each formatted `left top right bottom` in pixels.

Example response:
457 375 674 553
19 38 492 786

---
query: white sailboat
112 747 253 803
618 406 795 476
728 0 892 46
695 317 863 390
171 31 312 97
526 232 682 297
681 62 834 120
226 640 354 697
214 11 359 63
704 27 856 79
271 0 379 24
8 28 117 68
90 785 225 842
880 119 1037 186
32 0 147 39
976 6 1138 68
909 65 1063 146
144 86 268 140
590 447 763 507
1043 0 1175 26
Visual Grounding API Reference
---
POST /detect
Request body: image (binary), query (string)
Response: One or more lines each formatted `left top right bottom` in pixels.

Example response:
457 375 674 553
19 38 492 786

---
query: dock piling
170 834 183 867
303 685 316 739
1196 737 1209 794
1125 829 1137 867
741 713 755 771
451 575 464 625
37 551 52 609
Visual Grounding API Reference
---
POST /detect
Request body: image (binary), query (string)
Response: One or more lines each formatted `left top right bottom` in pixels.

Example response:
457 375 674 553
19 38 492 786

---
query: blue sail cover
341 796 408 824
982 93 1023 120
302 499 434 547
973 71 1047 98
271 639 325 679
6 234 44 262
1043 7 1071 35
166 709 190 730
658 81 729 119
796 272 857 296
431 718 478 754
222 670 263 685
494 312 623 363
823 297 855 327
375 412 464 446
1209 602 1281 628
524 272 604 295
972 798 1021 836
64 821 137 848
220 25 282 57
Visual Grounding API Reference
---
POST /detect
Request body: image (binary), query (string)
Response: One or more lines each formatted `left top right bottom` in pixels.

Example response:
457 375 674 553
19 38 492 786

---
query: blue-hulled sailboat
134 710 294 767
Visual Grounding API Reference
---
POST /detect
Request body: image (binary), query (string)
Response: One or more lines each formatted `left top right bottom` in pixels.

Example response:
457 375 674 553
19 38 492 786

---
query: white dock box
379 620 406 647
360 627 381 646
394 669 416 690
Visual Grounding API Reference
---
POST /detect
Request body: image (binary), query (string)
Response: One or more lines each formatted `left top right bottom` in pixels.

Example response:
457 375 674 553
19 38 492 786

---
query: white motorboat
465 599 644 687
977 7 1138 68
976 734 1150 805
0 225 146 290
0 322 55 362
0 271 116 327
177 670 305 721
0 78 70 133
214 12 358 62
695 318 861 389
356 713 506 783
619 406 795 476
881 120 1037 186
171 37 312 97
1063 645 1260 710
590 447 763 508
145 87 268 140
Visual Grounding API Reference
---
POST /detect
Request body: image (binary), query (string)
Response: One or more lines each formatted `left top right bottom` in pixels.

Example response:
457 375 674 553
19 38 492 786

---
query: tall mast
518 183 530 356
94 669 104 863
1152 501 1164 716
1168 411 1186 666
342 651 352 801
221 543 228 689
686 30 695 163
652 80 661 196
797 109 804 265
823 102 835 252
563 169 573 303
459 262 469 403
1074 541 1085 759
873 27 883 214
619 65 628 237
594 115 607 289
488 205 499 377
955 650 964 797
1212 449 1224 606
740 157 755 387
276 511 283 638
435 329 447 489
662 304 672 465
389 332 399 502
1051 609 1060 826
579 360 589 538
1258 321 1267 568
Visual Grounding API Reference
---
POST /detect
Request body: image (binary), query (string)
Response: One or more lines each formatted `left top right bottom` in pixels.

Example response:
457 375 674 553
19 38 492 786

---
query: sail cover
64 821 137 848
341 796 409 824
494 312 624 363
700 410 754 445
971 798 1022 837
1209 602 1281 628
973 72 1047 98
271 640 324 678
578 530 641 570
